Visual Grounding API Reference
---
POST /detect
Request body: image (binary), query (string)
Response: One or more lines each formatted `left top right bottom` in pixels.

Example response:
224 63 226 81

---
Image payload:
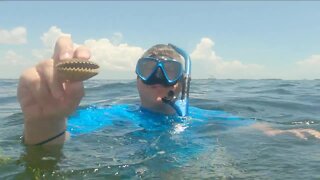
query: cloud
110 32 123 45
32 48 53 61
0 27 27 44
296 55 320 66
191 37 219 62
3 24 318 80
293 55 320 79
84 38 144 78
191 37 265 79
3 50 24 64
31 26 144 78
31 30 269 79
41 26 71 48
32 26 71 60
0 50 33 78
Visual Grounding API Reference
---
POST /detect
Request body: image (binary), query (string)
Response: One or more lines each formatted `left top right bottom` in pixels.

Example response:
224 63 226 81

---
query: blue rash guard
66 104 253 168
67 104 253 137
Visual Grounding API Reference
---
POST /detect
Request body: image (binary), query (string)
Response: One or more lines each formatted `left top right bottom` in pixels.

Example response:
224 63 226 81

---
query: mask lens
137 58 157 79
163 61 182 81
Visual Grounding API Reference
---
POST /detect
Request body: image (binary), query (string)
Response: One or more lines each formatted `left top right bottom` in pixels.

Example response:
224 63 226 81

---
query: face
137 77 182 114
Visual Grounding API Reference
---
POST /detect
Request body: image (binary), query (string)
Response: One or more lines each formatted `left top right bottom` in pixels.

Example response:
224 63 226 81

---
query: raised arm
17 36 90 145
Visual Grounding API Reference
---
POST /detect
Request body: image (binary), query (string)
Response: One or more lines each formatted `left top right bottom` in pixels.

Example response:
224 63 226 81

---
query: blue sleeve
189 106 254 128
67 104 135 136
67 106 112 136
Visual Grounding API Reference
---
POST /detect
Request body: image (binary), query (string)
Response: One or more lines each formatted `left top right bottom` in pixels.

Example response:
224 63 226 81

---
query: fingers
287 130 307 140
74 46 91 60
286 129 320 140
52 36 74 63
29 37 89 101
37 60 65 99
52 36 91 62
63 81 85 112
62 45 89 97
51 36 75 93
252 123 320 140
18 68 46 109
301 129 320 139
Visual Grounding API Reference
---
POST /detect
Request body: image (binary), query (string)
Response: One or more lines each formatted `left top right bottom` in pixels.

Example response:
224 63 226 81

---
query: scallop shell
55 59 99 82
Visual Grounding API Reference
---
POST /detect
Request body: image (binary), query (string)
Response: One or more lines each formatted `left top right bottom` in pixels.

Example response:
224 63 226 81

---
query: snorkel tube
162 44 191 117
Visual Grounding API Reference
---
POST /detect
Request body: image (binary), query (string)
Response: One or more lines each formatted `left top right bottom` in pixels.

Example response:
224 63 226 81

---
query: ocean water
0 79 319 179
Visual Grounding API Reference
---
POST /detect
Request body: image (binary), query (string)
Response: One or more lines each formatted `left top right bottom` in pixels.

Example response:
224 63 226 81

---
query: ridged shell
56 59 99 82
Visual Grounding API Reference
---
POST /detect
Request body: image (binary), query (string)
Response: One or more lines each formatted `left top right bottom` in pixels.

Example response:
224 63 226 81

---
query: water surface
0 79 319 179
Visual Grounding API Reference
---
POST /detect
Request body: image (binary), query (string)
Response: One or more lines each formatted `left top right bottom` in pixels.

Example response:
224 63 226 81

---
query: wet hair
141 44 184 64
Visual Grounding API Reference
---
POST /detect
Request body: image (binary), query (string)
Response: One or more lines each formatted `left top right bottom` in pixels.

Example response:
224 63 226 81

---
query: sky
1 1 320 80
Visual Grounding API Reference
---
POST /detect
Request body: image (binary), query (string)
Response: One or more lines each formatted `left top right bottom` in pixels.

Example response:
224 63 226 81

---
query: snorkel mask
135 44 191 117
136 56 184 87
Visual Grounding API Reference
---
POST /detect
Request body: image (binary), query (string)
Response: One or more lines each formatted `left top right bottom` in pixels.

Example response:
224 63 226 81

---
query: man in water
17 36 320 146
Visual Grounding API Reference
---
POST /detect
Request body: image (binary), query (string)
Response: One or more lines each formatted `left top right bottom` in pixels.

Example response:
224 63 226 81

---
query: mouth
55 59 100 82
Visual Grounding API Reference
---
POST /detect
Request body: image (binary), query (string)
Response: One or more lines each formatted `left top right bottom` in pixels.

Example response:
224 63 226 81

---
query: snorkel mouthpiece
161 90 183 116
162 90 176 103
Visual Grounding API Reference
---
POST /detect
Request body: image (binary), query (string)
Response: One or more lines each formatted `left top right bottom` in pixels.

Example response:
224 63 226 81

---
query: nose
155 68 164 78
